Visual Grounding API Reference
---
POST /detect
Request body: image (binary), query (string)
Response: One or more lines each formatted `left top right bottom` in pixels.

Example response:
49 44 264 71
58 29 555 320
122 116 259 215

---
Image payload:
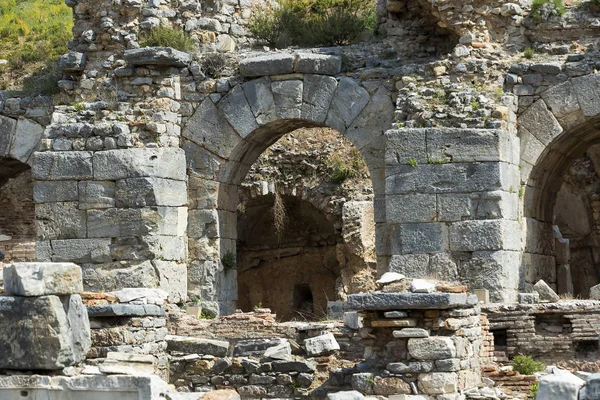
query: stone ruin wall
3 0 600 334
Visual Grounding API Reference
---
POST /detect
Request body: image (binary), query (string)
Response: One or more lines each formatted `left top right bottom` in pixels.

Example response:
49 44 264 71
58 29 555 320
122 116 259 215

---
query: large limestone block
3 262 83 296
518 99 563 146
571 74 600 117
218 84 259 137
347 292 477 311
581 373 600 400
116 177 187 207
295 53 341 75
449 220 521 252
536 372 584 400
534 280 560 302
0 294 91 369
12 118 44 163
238 53 295 77
242 77 277 125
124 47 192 67
418 372 458 395
302 74 337 123
32 151 93 180
325 77 370 133
0 115 17 156
408 337 456 360
93 148 186 181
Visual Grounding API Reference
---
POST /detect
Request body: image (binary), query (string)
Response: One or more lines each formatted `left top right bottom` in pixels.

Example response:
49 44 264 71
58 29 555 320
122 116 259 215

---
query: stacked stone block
32 142 188 303
0 262 91 370
384 128 521 302
346 291 482 398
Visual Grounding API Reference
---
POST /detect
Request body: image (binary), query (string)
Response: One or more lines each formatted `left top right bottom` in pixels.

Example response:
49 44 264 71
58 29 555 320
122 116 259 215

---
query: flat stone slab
239 52 341 77
124 47 192 67
3 262 83 296
87 304 164 317
304 333 340 356
233 338 287 357
165 335 229 357
346 292 478 311
272 360 316 373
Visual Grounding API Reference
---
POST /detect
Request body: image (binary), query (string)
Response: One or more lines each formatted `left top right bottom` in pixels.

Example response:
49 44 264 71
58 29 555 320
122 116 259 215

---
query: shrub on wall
249 0 376 48
140 24 195 52
531 0 566 20
511 355 546 375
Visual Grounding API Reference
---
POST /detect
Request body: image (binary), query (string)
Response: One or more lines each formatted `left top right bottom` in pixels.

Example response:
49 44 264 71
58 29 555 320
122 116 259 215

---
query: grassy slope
0 0 72 90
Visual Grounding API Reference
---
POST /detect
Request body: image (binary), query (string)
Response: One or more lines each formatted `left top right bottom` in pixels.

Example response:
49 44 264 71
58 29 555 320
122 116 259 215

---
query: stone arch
182 71 394 314
519 74 600 295
0 115 44 262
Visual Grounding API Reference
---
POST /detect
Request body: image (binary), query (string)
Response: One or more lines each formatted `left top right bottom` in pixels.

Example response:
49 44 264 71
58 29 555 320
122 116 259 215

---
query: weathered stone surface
396 223 447 254
12 118 44 163
111 288 168 305
411 279 436 293
272 360 316 373
234 338 287 356
571 74 600 117
377 272 405 285
373 376 411 396
87 304 164 317
449 220 521 252
418 372 458 394
242 77 277 125
408 337 456 360
541 80 581 120
0 294 91 369
582 373 600 400
166 335 229 357
3 262 83 296
393 328 430 338
426 129 511 163
124 47 192 67
272 80 303 119
239 53 295 77
33 181 79 203
518 292 539 304
351 373 374 395
116 178 187 207
327 391 365 400
93 148 186 181
304 333 340 356
0 115 17 156
32 152 93 180
536 371 584 400
386 193 437 223
154 260 187 303
534 279 560 302
58 51 87 71
347 292 477 310
302 74 337 123
387 361 433 373
458 251 521 303
388 254 430 278
263 341 292 360
183 98 241 158
325 77 370 133
78 181 115 209
295 53 341 75
81 260 159 292
36 202 87 240
50 238 111 263
518 99 563 146
218 84 259 137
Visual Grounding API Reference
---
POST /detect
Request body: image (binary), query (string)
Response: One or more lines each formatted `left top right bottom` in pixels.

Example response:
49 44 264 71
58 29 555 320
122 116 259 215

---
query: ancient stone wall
0 171 36 262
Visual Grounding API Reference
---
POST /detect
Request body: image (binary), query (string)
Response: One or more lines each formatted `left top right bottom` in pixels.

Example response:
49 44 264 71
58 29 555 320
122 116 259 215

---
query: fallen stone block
344 311 363 329
263 341 292 360
534 280 560 302
411 279 436 293
3 262 83 296
518 292 540 304
580 373 600 400
0 294 91 369
165 335 229 357
377 272 405 286
100 352 156 375
304 333 340 356
536 371 584 400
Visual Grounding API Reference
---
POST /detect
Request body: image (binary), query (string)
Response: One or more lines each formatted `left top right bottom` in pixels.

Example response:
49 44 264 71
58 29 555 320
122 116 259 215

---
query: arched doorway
182 74 393 315
520 74 600 298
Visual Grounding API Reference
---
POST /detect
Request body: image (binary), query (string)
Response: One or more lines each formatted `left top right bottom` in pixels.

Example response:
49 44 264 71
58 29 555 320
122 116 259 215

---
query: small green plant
523 47 535 59
530 383 539 398
140 24 195 52
222 250 236 272
71 102 85 112
427 158 445 165
396 122 405 129
471 99 480 111
511 355 546 375
199 310 214 319
518 186 525 199
531 0 566 20
328 150 364 184
253 301 263 311
248 0 376 48
509 185 514 194
408 158 418 168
